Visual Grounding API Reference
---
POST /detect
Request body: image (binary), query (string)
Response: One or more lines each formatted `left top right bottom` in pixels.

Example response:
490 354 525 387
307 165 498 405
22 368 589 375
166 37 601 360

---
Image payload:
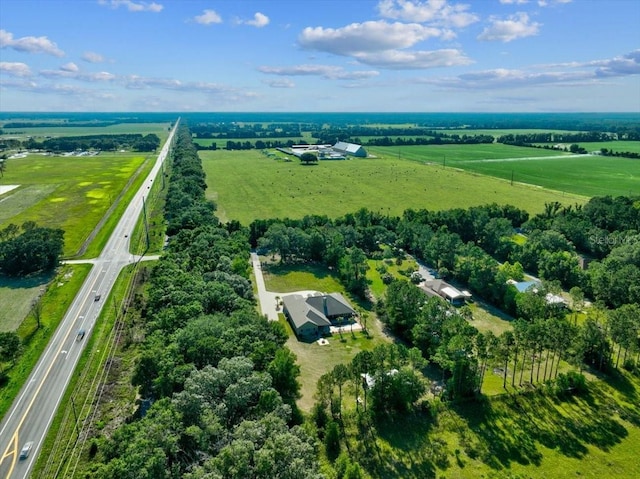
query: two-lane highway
0 119 179 479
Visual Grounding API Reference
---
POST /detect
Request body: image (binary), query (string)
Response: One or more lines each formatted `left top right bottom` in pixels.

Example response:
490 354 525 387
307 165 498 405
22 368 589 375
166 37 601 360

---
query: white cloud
245 12 270 28
39 64 116 82
500 0 529 4
538 0 572 6
354 48 472 69
263 78 295 88
0 29 64 57
0 61 32 77
588 50 640 77
420 50 640 90
61 62 79 73
477 12 540 42
299 21 442 56
82 51 105 63
297 20 470 70
377 0 479 28
122 75 258 101
194 9 222 25
259 64 379 80
98 0 163 13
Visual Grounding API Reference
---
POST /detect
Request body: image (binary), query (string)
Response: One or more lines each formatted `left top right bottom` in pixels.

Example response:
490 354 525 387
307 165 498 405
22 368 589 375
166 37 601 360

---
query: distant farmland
367 144 640 198
200 149 586 225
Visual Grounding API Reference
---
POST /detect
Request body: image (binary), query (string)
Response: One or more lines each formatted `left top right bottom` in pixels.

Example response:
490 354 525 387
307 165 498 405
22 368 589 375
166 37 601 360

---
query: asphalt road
0 119 179 479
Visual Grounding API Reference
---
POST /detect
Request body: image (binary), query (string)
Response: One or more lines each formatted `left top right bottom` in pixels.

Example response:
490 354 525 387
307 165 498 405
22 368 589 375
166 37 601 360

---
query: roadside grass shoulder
0 264 92 419
32 263 143 478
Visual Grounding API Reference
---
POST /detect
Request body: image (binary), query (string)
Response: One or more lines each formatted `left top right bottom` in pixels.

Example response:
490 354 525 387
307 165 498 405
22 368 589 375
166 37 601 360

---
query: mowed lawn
368 144 640 198
0 152 149 256
200 148 586 225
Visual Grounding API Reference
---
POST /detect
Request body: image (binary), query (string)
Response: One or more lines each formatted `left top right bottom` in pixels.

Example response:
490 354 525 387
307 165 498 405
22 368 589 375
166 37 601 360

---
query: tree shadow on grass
455 386 630 472
355 412 437 479
0 271 53 289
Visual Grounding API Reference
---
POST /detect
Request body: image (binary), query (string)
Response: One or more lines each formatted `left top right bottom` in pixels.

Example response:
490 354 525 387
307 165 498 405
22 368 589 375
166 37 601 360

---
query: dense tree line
91 125 323 478
364 133 494 146
598 148 640 159
191 122 303 139
497 131 615 145
0 222 64 276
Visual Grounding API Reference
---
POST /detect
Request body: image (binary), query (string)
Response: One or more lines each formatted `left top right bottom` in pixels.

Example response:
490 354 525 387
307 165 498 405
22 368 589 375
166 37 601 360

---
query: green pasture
1 122 171 142
201 149 586 225
367 142 569 162
0 152 150 256
369 144 640 198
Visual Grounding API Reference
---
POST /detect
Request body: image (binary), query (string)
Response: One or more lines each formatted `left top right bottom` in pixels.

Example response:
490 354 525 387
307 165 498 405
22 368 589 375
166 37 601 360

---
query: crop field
0 152 149 256
0 122 171 142
200 149 586 225
368 144 640 198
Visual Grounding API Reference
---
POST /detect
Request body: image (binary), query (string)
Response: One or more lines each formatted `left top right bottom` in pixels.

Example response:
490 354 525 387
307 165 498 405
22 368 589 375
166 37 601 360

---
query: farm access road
0 120 179 479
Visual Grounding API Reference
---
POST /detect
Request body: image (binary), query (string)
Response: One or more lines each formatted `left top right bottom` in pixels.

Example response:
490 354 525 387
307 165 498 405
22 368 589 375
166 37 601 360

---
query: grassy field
368 144 640 198
201 149 586 225
0 152 150 256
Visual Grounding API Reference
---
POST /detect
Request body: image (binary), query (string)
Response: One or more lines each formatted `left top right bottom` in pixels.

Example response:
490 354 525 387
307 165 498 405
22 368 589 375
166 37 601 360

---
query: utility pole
70 397 80 439
142 196 150 250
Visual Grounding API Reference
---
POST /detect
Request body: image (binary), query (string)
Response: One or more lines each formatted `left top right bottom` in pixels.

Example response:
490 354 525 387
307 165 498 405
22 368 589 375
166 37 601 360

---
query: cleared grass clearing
201 149 586 225
338 370 640 479
0 152 148 255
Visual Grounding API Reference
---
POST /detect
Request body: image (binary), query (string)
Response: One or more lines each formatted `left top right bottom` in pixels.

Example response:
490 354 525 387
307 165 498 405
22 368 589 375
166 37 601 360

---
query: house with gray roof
282 292 356 340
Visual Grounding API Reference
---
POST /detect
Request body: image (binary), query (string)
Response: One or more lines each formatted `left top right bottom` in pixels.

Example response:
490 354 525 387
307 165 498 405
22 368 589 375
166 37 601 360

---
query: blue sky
0 0 639 112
